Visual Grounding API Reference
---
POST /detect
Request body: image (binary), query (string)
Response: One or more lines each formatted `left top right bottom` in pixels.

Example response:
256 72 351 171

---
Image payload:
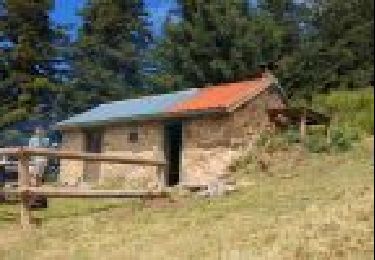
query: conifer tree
150 0 283 91
72 0 151 110
0 0 58 129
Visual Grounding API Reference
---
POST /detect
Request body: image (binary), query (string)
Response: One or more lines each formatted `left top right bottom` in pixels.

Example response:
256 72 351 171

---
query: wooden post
156 165 165 191
326 124 331 145
18 152 31 228
300 109 307 144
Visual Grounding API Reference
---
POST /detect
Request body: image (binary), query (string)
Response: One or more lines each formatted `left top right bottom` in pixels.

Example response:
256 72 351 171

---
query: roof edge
56 108 228 130
226 78 274 113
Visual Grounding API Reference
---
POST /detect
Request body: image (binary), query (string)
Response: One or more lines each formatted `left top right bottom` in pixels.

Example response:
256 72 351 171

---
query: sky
50 0 177 41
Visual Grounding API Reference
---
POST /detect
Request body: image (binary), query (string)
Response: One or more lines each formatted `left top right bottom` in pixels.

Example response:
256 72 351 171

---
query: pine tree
258 0 308 54
150 0 283 91
313 0 374 89
72 0 151 111
0 0 58 129
273 0 374 99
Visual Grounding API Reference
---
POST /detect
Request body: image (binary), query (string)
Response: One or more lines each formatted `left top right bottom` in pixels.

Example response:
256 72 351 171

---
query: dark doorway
164 121 183 186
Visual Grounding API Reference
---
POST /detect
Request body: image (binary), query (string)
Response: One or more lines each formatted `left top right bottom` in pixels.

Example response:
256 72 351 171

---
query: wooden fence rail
0 147 168 228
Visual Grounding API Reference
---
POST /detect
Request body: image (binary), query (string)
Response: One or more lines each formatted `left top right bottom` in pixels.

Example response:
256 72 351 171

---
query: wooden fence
0 147 167 228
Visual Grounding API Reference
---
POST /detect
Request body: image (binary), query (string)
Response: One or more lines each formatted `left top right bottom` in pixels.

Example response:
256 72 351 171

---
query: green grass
0 137 373 259
0 88 373 259
281 88 374 153
311 87 374 134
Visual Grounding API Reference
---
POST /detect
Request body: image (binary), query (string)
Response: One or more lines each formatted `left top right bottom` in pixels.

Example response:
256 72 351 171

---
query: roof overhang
55 108 229 131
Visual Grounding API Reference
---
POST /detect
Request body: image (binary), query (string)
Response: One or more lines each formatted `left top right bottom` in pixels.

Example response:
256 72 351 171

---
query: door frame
163 120 183 186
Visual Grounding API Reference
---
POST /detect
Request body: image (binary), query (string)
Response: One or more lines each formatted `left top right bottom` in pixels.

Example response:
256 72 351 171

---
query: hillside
0 89 374 259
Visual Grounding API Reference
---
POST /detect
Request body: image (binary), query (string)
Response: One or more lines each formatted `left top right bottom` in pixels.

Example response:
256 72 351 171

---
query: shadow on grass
0 199 142 226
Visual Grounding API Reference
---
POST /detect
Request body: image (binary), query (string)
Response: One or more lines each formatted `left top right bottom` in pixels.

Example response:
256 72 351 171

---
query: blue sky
50 0 177 40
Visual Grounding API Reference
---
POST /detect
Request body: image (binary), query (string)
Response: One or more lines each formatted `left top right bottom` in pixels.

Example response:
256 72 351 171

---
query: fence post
156 165 165 191
300 109 307 144
18 150 31 228
326 124 331 146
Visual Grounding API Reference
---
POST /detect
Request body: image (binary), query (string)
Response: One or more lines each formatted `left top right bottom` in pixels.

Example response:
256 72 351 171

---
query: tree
272 0 374 100
150 0 284 91
72 0 151 111
313 0 374 89
258 0 309 54
0 0 59 129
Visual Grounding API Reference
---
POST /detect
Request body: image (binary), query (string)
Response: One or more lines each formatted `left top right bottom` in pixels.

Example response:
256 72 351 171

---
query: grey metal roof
57 89 198 127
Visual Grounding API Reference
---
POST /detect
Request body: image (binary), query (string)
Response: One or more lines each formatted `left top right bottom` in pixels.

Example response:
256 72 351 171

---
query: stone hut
56 73 286 188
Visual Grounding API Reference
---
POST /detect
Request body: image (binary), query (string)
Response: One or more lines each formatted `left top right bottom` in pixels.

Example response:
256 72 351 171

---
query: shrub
229 153 256 173
329 127 360 152
311 88 374 134
284 127 301 144
305 134 329 153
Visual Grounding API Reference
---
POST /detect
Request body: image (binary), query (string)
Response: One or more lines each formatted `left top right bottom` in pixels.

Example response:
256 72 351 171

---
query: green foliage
306 88 373 152
150 0 284 90
304 126 360 153
259 0 308 55
228 152 256 173
304 133 329 153
0 0 60 129
274 0 374 99
311 88 374 134
151 0 373 97
283 127 301 144
0 128 29 147
254 87 373 154
72 0 151 110
330 127 358 152
0 0 373 147
274 88 374 153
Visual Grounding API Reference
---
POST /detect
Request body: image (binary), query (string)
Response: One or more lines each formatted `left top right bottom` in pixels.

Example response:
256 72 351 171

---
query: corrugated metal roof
57 74 274 128
57 89 198 127
168 76 271 113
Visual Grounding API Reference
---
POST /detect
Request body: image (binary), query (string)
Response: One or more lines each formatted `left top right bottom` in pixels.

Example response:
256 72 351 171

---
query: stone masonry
59 87 285 188
60 130 85 185
181 88 285 186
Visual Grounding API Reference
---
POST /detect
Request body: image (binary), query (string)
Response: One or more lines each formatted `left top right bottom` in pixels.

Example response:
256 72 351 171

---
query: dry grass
0 138 373 260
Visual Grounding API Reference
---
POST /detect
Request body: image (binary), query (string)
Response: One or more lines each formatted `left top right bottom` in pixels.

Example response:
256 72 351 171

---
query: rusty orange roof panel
168 75 272 113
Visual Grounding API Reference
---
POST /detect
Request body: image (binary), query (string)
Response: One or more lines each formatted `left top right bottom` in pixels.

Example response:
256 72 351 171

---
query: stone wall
181 89 285 185
99 122 164 188
60 122 165 188
59 130 85 185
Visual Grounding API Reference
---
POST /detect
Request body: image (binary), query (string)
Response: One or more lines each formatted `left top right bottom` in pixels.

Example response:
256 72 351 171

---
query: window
85 130 102 153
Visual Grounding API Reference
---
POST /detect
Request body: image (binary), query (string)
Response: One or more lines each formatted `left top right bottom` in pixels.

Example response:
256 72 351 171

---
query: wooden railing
0 147 167 228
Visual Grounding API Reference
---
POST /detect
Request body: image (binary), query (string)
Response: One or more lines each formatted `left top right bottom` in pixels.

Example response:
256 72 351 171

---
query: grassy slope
0 88 373 259
311 88 374 134
0 137 373 260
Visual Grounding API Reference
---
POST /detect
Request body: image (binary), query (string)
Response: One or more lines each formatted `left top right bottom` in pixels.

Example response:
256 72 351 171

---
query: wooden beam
1 147 169 227
18 155 31 229
0 147 20 156
0 148 166 166
0 188 168 199
267 107 330 126
300 109 307 143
